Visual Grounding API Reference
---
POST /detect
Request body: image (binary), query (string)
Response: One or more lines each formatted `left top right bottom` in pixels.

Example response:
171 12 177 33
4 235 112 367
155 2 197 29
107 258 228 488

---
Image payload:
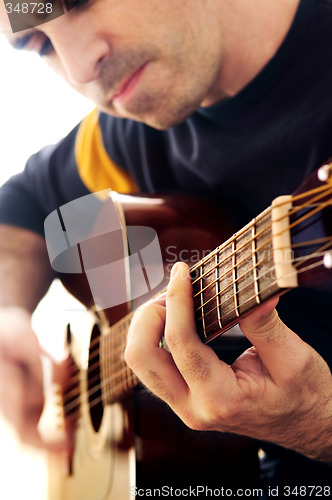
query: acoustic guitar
39 162 332 499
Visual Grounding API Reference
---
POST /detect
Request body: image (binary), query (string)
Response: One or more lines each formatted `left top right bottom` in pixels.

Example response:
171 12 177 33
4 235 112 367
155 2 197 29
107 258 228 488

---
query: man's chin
97 101 195 130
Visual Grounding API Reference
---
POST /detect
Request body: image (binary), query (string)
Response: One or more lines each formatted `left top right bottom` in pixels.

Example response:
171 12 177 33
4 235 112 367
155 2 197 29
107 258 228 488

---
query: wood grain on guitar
41 164 332 499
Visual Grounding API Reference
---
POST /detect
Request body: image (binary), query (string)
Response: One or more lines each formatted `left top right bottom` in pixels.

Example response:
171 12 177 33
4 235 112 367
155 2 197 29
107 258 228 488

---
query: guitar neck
100 164 332 402
100 202 291 403
192 205 284 343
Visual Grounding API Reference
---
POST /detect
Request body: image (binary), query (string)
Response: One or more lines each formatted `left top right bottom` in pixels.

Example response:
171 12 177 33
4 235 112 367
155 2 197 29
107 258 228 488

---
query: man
0 0 331 492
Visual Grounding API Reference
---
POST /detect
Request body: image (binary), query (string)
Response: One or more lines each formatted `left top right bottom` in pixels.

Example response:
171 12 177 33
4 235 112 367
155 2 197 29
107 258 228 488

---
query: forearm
288 392 332 463
0 225 54 313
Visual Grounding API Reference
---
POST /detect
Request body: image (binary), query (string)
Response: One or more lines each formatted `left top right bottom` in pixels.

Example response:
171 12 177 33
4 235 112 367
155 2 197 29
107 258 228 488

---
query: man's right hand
0 306 66 451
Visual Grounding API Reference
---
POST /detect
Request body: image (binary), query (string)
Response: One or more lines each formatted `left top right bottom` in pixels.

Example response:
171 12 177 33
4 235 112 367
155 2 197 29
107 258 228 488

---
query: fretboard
100 204 292 403
192 208 281 343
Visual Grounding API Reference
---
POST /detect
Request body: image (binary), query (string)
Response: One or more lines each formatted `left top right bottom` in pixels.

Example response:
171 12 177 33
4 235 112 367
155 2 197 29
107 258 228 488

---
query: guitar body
46 193 260 499
46 315 135 500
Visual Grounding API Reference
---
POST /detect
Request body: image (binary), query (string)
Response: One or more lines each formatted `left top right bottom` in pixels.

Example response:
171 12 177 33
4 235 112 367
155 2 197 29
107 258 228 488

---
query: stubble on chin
86 45 204 129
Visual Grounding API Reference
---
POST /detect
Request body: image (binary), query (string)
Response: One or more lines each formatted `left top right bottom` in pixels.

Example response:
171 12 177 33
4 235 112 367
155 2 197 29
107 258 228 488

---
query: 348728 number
284 485 331 496
5 3 53 14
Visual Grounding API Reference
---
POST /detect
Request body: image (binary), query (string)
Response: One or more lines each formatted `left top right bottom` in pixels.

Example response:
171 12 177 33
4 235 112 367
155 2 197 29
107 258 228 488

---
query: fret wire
194 251 272 313
190 187 311 278
252 224 261 304
195 243 331 324
215 253 222 329
62 218 332 422
192 197 331 300
194 242 332 326
191 182 330 279
193 234 332 314
68 236 332 396
63 193 332 405
191 187 332 288
79 193 331 361
200 264 207 338
191 205 271 274
64 247 329 422
194 256 329 337
62 246 331 422
70 185 332 361
65 237 332 396
232 240 240 317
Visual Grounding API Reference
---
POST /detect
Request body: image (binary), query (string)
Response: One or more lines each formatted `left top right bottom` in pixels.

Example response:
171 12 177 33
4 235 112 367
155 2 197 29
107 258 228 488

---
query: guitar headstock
290 162 332 290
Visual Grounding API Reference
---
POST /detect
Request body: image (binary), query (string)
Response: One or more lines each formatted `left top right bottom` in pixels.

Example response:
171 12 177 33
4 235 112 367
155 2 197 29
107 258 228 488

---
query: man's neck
201 0 301 107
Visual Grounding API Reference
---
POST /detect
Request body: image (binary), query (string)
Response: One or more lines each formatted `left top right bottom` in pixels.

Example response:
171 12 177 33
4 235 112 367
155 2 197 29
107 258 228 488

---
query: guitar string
193 236 330 305
67 190 332 363
87 243 332 379
73 185 332 357
59 254 330 419
191 197 330 298
190 181 331 275
190 197 331 310
194 238 332 317
64 237 332 383
191 252 332 339
190 184 331 279
58 185 332 408
68 201 332 371
191 189 332 288
193 242 332 332
61 257 328 427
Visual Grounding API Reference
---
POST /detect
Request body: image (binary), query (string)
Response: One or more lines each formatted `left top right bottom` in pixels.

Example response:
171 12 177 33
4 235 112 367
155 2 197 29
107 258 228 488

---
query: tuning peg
323 251 332 269
317 164 332 182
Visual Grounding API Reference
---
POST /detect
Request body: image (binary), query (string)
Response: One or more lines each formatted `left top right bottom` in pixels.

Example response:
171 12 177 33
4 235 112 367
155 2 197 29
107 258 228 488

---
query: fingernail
171 262 181 278
171 262 190 280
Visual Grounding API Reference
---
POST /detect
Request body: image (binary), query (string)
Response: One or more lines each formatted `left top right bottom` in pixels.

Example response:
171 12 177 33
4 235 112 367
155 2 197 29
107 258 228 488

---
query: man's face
0 0 224 129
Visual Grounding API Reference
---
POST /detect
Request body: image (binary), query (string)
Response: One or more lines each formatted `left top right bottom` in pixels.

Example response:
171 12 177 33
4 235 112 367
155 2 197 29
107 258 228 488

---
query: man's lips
112 63 148 104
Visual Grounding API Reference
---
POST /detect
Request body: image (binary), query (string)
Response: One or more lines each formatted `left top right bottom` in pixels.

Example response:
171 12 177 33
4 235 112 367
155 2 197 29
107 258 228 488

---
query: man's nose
48 19 110 85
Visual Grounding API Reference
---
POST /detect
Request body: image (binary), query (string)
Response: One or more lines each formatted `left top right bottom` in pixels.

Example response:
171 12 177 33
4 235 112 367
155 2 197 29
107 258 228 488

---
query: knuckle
124 345 136 367
182 398 236 432
180 410 209 431
164 326 186 350
124 343 142 370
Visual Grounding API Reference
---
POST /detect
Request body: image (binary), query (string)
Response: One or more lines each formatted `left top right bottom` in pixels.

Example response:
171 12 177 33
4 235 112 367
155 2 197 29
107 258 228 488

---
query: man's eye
12 33 53 57
65 0 91 11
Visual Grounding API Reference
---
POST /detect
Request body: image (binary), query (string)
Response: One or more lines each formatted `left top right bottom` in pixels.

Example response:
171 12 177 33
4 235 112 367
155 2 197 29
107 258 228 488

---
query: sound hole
88 323 104 432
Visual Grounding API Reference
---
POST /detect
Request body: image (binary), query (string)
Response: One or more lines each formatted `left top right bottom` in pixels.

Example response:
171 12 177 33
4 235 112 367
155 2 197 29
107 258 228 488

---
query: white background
0 35 94 499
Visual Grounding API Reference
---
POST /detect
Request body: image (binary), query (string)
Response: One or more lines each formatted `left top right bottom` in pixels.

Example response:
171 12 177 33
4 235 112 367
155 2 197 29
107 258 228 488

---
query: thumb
239 298 305 382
